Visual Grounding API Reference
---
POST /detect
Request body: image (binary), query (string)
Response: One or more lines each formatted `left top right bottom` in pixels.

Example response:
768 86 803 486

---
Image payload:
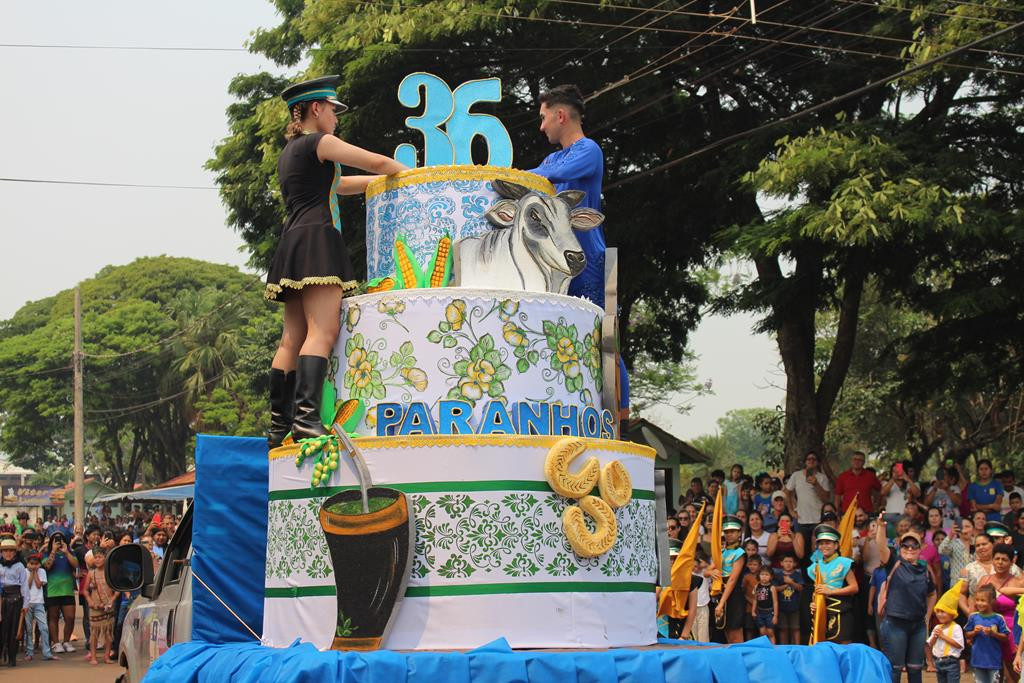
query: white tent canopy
91 484 194 505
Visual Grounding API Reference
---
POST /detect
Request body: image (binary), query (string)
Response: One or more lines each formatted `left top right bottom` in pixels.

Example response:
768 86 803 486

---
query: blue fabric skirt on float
144 636 890 683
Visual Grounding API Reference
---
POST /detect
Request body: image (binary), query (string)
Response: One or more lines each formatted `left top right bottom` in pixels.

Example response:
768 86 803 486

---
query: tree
691 406 784 476
208 1 1024 473
0 257 278 490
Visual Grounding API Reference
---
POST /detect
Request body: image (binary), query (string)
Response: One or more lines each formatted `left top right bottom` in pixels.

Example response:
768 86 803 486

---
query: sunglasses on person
900 541 921 550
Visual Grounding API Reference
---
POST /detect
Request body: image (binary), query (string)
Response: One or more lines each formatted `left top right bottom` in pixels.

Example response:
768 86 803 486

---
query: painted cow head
484 180 604 277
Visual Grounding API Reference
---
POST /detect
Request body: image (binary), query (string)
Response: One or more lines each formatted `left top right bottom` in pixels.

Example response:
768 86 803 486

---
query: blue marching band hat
722 515 743 532
984 520 1011 538
281 75 348 113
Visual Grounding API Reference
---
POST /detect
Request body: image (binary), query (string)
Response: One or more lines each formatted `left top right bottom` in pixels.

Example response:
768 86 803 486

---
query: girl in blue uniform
809 524 859 644
709 515 747 643
265 76 407 446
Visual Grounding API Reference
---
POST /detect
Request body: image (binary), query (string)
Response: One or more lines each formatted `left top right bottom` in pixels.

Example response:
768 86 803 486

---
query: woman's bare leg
298 286 344 357
62 604 76 642
272 295 307 371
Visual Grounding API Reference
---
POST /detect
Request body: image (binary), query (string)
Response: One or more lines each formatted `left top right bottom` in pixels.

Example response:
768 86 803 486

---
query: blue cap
281 75 348 113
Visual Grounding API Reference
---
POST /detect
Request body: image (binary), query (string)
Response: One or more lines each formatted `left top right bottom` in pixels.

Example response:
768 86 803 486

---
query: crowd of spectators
0 504 180 667
663 453 1024 683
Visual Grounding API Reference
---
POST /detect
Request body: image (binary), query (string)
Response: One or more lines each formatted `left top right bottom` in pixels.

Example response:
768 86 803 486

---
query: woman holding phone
42 532 79 654
768 512 806 569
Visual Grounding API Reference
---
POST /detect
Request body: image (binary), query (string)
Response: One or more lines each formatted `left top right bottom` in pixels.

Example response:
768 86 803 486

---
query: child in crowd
742 554 763 641
774 553 803 645
752 565 778 643
23 554 57 661
693 548 712 642
83 547 118 665
965 584 1010 683
928 580 965 683
867 562 889 646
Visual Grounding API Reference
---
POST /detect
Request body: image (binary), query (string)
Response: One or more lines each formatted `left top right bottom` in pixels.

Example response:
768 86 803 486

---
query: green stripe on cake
267 480 655 501
265 581 655 599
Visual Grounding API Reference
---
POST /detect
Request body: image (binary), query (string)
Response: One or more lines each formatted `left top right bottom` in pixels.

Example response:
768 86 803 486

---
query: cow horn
557 190 586 208
491 179 532 200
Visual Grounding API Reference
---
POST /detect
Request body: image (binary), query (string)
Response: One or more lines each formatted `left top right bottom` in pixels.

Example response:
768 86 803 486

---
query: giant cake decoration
264 73 655 652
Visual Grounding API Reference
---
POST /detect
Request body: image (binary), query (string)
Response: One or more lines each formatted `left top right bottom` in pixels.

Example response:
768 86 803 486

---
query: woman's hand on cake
336 176 384 196
317 135 408 175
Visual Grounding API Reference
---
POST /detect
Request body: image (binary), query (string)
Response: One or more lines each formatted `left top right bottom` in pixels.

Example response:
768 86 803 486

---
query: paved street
8 612 125 683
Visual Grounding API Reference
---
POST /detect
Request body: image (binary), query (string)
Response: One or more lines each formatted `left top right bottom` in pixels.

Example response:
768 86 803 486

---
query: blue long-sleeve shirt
0 560 30 603
529 137 606 308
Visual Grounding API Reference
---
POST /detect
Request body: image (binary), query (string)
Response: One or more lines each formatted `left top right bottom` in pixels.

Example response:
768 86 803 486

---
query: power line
605 18 1024 191
0 177 217 190
0 42 724 53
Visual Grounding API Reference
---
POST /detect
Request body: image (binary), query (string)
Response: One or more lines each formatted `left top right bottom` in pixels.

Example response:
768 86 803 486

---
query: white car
106 507 193 683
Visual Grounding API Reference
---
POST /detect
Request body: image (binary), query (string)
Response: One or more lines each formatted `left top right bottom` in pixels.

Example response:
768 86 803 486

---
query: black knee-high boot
291 355 330 441
267 368 296 448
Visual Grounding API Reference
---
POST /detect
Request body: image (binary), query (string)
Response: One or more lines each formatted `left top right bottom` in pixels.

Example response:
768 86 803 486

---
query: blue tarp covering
144 636 891 683
191 435 268 644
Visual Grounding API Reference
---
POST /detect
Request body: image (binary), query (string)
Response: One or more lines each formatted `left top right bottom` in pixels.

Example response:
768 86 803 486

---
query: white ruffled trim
343 287 604 315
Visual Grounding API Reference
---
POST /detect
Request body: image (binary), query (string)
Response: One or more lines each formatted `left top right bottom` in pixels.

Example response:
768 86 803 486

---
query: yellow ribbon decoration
809 560 828 645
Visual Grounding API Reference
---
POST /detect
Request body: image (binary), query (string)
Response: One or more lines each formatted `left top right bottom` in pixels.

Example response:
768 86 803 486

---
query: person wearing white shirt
784 451 831 547
23 555 56 661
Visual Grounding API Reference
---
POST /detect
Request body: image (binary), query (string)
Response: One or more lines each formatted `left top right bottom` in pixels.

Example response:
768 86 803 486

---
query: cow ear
557 190 586 208
485 199 517 229
570 208 604 231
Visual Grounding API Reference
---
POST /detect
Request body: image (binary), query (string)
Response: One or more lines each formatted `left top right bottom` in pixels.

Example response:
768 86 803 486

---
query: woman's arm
876 515 892 565
680 590 698 639
720 556 746 603
66 551 79 569
317 136 407 175
793 532 806 559
958 578 971 616
336 175 381 196
766 533 778 559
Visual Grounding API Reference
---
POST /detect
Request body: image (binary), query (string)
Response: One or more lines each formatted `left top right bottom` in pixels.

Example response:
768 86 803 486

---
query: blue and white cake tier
334 288 612 439
364 166 554 281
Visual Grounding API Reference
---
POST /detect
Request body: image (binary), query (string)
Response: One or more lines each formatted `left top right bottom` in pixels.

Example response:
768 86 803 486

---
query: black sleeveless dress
264 132 358 301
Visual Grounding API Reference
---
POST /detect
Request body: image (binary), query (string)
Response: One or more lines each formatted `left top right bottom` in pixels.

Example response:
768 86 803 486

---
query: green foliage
691 407 784 476
0 257 279 490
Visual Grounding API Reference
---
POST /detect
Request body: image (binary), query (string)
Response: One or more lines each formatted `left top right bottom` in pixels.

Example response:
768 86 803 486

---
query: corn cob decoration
331 398 366 435
423 233 452 288
365 277 395 293
393 235 424 290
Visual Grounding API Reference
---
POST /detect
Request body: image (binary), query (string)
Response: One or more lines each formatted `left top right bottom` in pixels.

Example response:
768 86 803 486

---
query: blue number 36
394 73 513 168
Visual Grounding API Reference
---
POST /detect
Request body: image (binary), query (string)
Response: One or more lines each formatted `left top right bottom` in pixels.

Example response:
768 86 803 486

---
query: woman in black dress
266 76 407 446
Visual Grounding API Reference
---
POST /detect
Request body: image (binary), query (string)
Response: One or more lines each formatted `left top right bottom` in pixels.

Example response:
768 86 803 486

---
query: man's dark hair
992 544 1016 561
540 84 585 118
85 524 101 536
710 469 725 481
1010 492 1022 501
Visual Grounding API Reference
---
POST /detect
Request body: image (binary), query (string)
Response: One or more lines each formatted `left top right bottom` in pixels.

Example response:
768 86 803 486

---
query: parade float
132 73 889 682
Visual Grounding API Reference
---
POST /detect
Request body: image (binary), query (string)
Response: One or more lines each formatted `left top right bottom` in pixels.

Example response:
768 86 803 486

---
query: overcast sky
0 0 784 440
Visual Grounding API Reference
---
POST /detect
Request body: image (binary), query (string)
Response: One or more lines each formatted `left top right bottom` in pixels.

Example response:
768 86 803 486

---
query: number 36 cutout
394 73 513 168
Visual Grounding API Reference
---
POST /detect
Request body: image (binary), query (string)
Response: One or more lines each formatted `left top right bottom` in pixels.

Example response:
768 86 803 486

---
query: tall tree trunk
758 248 867 473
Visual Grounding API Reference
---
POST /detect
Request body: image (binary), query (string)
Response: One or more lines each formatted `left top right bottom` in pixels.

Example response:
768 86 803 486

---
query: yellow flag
809 560 827 645
838 493 859 559
710 487 724 595
657 502 706 619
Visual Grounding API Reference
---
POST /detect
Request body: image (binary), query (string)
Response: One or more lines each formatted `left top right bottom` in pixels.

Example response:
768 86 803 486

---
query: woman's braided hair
285 100 316 139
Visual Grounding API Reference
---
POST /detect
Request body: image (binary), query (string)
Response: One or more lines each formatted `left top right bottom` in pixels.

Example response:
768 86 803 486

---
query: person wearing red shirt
834 451 881 514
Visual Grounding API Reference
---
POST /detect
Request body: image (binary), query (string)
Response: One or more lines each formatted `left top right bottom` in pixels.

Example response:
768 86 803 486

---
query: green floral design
543 321 585 394
345 303 361 333
266 492 657 587
449 334 512 404
343 333 426 401
427 298 599 406
581 318 603 393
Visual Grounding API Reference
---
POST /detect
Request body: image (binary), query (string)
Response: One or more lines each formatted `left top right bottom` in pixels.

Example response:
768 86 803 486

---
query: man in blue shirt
529 84 629 412
529 84 606 307
967 459 1005 523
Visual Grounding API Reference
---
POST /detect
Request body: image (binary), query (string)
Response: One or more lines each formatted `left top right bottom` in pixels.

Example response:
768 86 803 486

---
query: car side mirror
105 543 154 593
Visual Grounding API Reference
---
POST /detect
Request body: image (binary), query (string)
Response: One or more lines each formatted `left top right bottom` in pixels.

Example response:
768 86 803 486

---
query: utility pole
73 287 84 526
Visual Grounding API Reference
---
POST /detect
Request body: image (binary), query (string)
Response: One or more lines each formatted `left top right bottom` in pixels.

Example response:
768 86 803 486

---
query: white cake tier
262 435 657 650
364 165 554 281
334 288 608 437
